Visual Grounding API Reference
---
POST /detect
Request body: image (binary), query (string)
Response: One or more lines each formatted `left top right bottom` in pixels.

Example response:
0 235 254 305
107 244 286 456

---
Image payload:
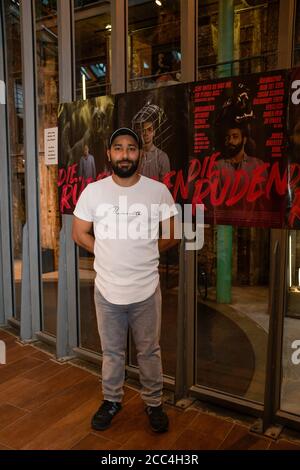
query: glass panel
196 227 270 402
282 1 300 414
73 4 110 356
4 1 25 321
160 246 179 377
293 0 300 66
35 0 60 336
128 0 181 91
280 231 300 415
129 246 179 378
79 247 101 352
194 0 280 404
74 0 112 351
74 1 111 99
198 0 279 80
74 0 102 7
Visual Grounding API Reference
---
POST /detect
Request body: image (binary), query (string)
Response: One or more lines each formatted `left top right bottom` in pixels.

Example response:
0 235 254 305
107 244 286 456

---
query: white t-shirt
73 175 178 304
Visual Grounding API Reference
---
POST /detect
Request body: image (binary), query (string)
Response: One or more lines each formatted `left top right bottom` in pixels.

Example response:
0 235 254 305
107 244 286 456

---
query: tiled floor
0 328 300 451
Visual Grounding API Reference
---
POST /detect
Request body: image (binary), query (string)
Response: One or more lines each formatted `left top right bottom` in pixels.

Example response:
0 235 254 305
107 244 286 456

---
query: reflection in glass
128 0 181 91
5 1 25 320
74 1 111 99
198 0 279 80
35 0 60 335
196 227 270 402
281 231 300 415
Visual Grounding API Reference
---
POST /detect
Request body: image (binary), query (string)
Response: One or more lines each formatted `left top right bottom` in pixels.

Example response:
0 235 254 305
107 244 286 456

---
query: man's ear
107 149 111 161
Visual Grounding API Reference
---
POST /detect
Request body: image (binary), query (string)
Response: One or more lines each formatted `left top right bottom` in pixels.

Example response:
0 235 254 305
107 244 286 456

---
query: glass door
35 0 60 336
280 230 300 416
195 226 271 403
73 0 111 354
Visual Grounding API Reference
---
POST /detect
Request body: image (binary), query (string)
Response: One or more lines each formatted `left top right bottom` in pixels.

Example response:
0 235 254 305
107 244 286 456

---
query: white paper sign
0 80 5 104
44 127 58 165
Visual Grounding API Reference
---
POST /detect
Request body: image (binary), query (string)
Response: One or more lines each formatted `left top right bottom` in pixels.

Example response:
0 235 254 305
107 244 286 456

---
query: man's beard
111 158 140 178
225 140 244 158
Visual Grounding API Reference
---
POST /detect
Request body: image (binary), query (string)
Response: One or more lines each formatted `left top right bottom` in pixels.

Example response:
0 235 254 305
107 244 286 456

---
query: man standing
78 144 96 180
140 121 170 181
72 128 178 433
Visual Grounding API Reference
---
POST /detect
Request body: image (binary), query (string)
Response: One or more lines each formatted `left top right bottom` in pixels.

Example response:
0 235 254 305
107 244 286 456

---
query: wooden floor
0 328 300 451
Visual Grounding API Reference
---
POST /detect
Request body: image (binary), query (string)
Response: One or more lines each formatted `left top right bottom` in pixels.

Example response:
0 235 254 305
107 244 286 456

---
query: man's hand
72 216 95 254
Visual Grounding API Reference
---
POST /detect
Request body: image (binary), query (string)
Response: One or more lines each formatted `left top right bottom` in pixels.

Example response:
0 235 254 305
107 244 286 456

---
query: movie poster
57 70 296 229
286 68 300 228
116 83 190 206
189 70 289 227
58 96 116 214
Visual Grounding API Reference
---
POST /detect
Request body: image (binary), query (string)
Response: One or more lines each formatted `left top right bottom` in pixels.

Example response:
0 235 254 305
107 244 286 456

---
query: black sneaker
145 404 169 433
91 400 122 431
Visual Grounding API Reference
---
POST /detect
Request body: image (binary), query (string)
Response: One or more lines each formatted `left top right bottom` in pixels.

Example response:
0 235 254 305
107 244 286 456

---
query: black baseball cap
109 127 141 148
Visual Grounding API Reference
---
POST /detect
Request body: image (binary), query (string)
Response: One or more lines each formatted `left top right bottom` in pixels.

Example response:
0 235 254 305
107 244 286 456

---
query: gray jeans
94 283 163 407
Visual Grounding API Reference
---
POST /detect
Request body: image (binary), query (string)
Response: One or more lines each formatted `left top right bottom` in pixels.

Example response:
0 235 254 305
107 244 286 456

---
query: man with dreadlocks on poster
132 103 171 182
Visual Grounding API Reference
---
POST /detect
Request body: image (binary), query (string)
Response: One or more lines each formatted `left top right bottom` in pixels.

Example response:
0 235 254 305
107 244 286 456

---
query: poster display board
58 67 300 229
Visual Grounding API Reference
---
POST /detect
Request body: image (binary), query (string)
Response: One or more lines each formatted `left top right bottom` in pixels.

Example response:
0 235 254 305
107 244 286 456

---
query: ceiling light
155 0 162 6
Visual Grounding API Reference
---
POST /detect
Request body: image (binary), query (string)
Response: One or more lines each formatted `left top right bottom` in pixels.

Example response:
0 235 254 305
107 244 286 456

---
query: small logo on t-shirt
112 205 141 217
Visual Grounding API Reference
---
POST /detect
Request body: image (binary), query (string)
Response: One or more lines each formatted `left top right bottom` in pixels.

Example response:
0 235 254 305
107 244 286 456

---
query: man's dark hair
224 123 248 140
216 121 256 156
